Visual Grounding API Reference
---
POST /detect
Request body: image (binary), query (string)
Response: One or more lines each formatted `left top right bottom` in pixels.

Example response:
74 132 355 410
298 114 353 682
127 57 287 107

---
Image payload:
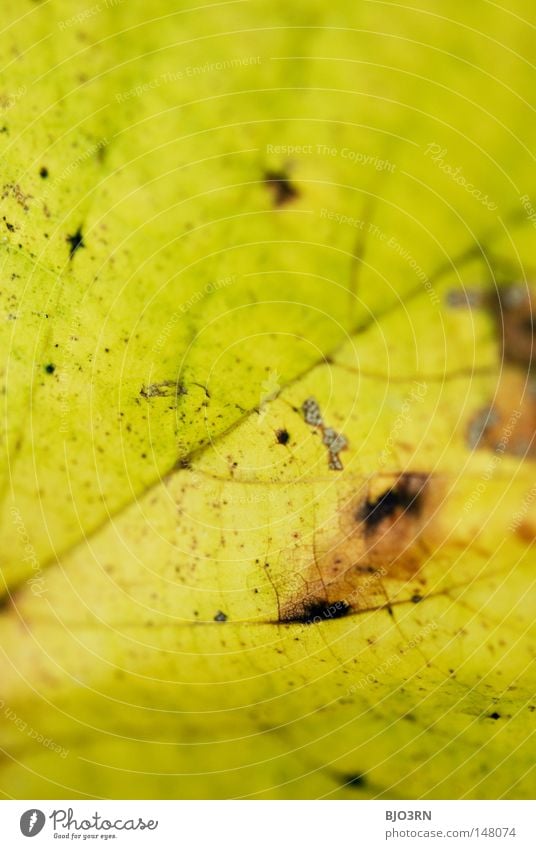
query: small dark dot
214 610 227 622
264 169 299 207
44 363 55 374
276 429 290 445
39 167 49 178
279 598 350 625
411 593 423 603
66 226 85 259
489 711 501 720
342 772 367 789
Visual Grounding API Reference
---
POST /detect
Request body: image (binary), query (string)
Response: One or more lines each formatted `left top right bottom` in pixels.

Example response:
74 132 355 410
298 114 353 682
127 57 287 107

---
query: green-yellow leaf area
1 0 535 587
1 265 535 799
0 0 535 800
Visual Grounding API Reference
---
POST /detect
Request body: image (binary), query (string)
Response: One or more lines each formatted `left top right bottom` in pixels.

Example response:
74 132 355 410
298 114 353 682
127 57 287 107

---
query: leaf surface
0 0 535 799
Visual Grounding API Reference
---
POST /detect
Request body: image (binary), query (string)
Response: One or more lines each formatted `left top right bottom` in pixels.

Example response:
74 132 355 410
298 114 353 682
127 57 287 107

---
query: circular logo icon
20 810 46 837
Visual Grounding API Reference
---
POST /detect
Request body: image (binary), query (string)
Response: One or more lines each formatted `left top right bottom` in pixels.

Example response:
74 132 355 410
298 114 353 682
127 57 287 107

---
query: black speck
276 429 290 445
489 711 501 720
341 772 367 789
264 169 299 207
214 610 227 622
44 363 55 374
39 166 49 179
411 593 423 604
66 226 85 259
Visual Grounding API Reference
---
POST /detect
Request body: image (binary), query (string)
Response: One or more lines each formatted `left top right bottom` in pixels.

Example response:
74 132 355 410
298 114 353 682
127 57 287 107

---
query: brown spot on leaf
358 474 426 531
493 285 534 366
278 472 436 622
467 367 535 458
264 169 299 207
466 283 536 456
66 226 85 258
516 515 536 542
279 597 350 625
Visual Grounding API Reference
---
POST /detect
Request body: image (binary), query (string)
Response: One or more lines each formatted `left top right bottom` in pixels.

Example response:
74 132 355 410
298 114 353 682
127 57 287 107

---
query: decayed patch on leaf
279 472 436 623
466 283 536 458
492 284 534 366
467 370 536 459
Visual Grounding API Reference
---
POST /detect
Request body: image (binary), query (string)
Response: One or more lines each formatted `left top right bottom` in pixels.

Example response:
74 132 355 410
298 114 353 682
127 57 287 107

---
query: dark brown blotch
66 225 85 259
279 597 350 625
467 368 536 458
358 473 427 532
341 772 367 789
277 473 437 624
264 169 299 207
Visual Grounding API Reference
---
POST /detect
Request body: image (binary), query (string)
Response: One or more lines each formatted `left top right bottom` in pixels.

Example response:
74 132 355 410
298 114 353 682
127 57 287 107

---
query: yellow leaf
0 0 535 800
